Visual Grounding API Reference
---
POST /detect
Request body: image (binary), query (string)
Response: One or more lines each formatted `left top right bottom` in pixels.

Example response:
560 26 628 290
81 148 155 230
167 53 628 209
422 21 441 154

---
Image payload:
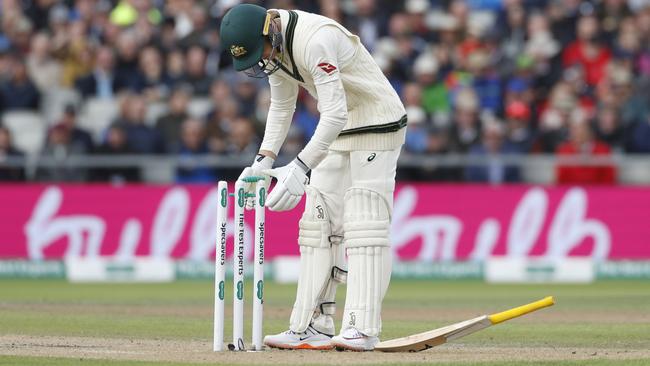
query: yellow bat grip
488 296 555 325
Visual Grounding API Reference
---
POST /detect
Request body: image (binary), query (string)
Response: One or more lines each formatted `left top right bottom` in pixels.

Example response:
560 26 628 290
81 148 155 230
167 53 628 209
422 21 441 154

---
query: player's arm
296 27 348 170
258 73 299 159
237 73 297 210
263 27 349 211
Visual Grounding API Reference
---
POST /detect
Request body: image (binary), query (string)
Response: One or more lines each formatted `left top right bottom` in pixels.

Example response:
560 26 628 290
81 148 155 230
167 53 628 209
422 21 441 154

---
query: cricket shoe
331 328 379 351
263 325 333 350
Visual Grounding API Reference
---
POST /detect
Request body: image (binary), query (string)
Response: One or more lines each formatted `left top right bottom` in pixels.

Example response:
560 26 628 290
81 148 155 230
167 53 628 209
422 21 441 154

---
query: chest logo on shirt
317 62 337 74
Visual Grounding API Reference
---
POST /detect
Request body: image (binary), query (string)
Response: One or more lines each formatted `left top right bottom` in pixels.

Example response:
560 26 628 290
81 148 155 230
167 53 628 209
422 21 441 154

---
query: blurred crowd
1 0 649 184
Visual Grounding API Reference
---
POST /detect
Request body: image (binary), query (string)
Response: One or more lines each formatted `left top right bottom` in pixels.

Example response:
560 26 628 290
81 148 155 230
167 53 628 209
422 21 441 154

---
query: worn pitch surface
1 280 649 365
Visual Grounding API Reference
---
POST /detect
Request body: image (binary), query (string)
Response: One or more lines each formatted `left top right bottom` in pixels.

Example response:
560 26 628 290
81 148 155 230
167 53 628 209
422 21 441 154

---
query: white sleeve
259 73 299 156
297 26 350 169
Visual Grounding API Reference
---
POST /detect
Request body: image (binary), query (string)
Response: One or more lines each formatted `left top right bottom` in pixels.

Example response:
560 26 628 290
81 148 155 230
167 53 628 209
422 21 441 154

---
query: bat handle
488 296 555 325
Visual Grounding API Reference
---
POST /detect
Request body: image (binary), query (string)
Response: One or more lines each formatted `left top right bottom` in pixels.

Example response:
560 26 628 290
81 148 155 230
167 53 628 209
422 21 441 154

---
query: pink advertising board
0 184 648 261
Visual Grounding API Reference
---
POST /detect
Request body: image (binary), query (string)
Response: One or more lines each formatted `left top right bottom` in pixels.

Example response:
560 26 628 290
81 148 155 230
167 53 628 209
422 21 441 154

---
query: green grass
1 280 649 365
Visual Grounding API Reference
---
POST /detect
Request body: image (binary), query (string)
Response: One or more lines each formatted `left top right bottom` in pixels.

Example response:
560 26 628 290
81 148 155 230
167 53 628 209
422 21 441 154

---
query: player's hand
238 154 274 210
262 160 309 211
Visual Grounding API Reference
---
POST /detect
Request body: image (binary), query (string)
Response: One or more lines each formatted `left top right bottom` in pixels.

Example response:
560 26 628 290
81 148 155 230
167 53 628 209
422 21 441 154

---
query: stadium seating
41 88 82 124
2 111 46 156
78 98 119 142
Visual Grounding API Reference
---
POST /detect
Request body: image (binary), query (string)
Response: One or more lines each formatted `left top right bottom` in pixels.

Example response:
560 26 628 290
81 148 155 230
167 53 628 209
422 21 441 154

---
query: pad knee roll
343 188 391 248
298 186 332 249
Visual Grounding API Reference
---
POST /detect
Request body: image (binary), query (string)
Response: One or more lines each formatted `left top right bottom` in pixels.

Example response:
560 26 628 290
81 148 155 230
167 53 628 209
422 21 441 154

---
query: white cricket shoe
263 325 333 350
331 328 379 351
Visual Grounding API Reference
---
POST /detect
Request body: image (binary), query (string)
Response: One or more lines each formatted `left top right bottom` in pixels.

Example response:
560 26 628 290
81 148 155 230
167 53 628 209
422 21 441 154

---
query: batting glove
262 159 310 211
238 154 274 210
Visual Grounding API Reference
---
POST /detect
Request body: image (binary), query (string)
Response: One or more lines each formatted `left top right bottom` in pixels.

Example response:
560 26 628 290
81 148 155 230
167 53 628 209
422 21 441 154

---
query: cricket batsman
220 4 407 351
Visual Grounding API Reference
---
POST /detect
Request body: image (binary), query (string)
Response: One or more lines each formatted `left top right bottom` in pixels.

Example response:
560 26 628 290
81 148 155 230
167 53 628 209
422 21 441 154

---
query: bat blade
374 316 491 352
375 296 555 353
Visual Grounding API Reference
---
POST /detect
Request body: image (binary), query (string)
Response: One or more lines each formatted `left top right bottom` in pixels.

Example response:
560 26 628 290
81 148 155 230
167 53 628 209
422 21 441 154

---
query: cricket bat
374 296 555 352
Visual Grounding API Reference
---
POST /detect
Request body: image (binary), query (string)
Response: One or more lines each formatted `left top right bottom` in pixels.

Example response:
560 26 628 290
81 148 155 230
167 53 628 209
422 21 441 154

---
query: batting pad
342 246 391 337
341 187 392 336
290 186 342 334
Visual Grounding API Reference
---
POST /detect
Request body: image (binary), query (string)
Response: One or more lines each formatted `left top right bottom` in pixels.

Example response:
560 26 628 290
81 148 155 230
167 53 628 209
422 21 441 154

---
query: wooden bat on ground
375 296 555 352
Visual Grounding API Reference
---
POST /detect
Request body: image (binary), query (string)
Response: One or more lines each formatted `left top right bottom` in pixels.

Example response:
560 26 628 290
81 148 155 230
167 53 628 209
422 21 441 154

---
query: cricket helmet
220 4 283 76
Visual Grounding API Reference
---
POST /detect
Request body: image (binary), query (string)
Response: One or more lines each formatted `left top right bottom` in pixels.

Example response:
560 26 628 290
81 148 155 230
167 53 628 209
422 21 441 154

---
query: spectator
207 97 240 139
226 116 258 155
597 0 631 44
345 0 387 52
55 104 94 153
154 17 178 54
134 46 169 100
594 107 625 152
233 75 259 117
75 46 126 99
0 47 12 85
401 82 422 108
562 65 595 117
386 13 420 81
114 95 164 154
536 83 577 152
26 32 62 92
0 56 40 111
205 79 232 121
599 64 647 126
499 4 527 71
524 14 562 91
467 50 501 113
184 45 212 96
562 15 612 87
556 116 616 185
626 115 650 153
404 106 431 154
0 125 25 181
504 100 534 153
179 5 210 49
414 51 449 119
114 31 141 86
175 118 215 183
504 77 534 111
24 0 54 31
320 1 343 23
156 87 191 152
54 20 94 88
466 119 522 184
405 0 431 41
448 88 481 153
548 0 581 46
70 0 97 25
92 124 140 183
6 15 33 54
165 48 186 87
36 123 88 181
